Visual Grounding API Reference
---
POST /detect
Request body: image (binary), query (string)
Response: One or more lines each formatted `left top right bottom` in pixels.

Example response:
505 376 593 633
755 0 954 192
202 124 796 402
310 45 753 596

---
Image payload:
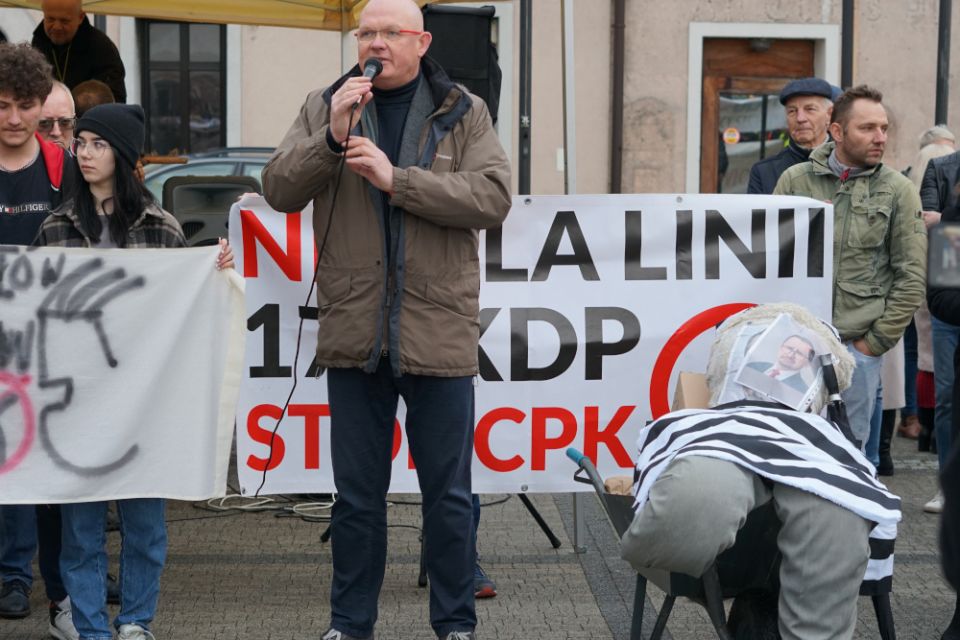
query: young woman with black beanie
34 102 233 640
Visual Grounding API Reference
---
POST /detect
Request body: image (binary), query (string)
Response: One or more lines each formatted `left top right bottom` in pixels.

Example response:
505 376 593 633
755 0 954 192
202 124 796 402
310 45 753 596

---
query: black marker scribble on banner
0 247 147 477
37 256 145 476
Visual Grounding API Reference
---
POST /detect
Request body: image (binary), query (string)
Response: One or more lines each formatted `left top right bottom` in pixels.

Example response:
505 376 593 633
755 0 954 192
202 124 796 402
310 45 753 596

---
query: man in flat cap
748 77 834 194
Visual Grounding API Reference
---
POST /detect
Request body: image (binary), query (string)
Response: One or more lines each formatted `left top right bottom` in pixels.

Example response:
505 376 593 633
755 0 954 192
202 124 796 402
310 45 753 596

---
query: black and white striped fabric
634 404 901 594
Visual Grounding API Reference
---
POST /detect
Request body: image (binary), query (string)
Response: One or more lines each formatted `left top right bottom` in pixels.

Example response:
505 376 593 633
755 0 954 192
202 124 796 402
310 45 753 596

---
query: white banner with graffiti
231 194 834 495
0 245 245 503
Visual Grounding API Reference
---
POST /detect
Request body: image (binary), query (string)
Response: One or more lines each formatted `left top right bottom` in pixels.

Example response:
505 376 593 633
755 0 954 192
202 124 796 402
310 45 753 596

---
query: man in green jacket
261 1 511 638
773 85 927 462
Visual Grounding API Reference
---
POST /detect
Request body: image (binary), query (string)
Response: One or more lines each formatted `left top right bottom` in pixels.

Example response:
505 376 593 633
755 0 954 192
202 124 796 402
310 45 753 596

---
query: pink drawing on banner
0 371 35 475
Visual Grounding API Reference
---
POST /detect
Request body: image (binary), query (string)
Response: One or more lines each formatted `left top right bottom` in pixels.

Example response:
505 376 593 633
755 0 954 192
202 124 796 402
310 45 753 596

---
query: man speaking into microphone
262 1 511 638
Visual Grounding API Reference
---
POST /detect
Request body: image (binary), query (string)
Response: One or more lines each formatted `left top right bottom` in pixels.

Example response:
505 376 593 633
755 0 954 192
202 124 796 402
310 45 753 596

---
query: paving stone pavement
0 435 954 639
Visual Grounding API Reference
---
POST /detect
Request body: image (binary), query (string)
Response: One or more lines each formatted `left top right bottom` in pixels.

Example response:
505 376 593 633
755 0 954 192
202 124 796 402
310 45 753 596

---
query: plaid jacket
34 200 186 248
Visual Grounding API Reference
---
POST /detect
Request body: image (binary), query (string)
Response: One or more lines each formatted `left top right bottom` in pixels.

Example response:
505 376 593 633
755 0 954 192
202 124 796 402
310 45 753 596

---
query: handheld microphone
353 58 383 109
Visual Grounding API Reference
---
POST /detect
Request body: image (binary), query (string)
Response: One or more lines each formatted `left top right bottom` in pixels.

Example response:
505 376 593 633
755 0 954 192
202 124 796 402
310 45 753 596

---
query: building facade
2 0 957 195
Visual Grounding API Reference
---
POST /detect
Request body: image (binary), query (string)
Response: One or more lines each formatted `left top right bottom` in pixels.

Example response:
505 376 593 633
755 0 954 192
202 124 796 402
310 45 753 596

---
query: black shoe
0 581 30 619
877 455 894 476
107 573 120 605
877 410 895 476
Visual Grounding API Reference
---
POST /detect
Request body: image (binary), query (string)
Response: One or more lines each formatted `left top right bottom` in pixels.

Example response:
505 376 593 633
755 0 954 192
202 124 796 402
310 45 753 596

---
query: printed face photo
776 335 815 372
732 315 825 411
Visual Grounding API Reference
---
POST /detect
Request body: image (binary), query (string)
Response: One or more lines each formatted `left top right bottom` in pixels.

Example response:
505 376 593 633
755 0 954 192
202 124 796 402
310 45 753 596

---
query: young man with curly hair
0 42 75 244
0 41 79 640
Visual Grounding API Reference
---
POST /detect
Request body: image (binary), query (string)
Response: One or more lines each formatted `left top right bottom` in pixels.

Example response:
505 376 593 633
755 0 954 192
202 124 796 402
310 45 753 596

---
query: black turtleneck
373 72 421 166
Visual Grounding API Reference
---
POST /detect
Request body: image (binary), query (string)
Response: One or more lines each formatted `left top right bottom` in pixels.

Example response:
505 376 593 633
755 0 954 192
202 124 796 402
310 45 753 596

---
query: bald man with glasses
263 1 511 638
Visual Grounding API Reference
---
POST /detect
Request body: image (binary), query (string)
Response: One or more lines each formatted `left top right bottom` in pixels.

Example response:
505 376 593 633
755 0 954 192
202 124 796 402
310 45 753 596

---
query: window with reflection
139 20 226 155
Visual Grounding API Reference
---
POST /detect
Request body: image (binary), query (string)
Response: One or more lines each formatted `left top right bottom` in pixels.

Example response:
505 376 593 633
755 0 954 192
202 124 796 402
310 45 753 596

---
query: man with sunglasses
0 42 78 640
39 81 76 149
263 1 511 639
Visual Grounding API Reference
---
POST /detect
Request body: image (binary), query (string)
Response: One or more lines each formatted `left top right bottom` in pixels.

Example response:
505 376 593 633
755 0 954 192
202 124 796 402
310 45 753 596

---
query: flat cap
779 77 834 105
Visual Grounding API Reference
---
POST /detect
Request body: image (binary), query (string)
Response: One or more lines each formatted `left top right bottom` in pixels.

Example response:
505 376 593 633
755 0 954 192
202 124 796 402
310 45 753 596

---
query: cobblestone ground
0 491 609 640
0 435 952 639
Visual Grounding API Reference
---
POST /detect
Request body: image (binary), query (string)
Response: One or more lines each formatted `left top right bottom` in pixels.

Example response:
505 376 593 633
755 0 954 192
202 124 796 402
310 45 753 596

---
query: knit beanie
75 104 145 168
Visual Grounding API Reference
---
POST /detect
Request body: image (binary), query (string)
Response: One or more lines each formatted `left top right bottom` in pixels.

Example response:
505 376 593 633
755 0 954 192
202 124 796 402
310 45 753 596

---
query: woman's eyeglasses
38 117 76 133
71 138 111 158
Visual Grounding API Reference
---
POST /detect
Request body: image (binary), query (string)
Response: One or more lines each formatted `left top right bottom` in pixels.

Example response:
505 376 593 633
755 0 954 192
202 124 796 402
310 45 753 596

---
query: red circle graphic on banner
0 372 36 475
648 303 756 419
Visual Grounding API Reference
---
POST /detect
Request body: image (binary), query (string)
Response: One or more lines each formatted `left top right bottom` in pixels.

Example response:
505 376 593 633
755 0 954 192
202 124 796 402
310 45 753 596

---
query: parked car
143 147 273 203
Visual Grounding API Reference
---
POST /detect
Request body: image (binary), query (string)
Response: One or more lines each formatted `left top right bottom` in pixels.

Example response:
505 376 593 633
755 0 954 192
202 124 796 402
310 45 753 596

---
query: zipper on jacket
379 273 395 356
834 181 852 317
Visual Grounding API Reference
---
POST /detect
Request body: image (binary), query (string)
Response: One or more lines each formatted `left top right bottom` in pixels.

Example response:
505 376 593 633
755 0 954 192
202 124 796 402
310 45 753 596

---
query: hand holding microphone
354 58 383 109
330 58 382 142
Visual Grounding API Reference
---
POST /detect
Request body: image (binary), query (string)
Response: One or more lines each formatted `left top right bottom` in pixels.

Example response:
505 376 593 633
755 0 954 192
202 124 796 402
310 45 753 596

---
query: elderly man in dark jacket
747 78 835 194
32 0 126 103
262 1 511 638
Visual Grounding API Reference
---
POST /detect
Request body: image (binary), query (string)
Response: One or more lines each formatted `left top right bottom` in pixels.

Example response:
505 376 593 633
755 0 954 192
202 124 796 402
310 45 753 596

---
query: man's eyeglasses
70 138 111 158
38 117 76 133
355 29 423 42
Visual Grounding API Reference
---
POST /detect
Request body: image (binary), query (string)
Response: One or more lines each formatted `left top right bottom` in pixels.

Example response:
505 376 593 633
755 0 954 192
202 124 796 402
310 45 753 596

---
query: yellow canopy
0 0 451 30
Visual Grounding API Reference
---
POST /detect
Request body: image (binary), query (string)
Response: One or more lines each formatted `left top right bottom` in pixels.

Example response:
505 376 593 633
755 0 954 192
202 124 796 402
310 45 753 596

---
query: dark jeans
903 318 918 417
0 504 66 601
327 360 476 638
472 494 481 558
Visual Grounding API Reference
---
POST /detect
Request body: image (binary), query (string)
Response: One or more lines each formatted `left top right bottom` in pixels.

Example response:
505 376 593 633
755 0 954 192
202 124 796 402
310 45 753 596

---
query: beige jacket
262 59 511 376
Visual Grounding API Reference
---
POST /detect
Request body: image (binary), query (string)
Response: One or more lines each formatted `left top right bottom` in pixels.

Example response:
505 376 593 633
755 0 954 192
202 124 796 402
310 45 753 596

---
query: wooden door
700 38 815 193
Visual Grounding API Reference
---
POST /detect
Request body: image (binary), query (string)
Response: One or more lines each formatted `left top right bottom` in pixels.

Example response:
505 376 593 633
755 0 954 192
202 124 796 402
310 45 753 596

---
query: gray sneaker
321 629 371 640
440 633 476 640
48 597 79 640
117 624 156 640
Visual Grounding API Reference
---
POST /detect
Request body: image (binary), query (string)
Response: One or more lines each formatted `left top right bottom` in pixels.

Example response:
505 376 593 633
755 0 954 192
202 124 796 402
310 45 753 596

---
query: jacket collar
323 55 465 116
784 139 813 161
52 198 166 234
809 141 883 178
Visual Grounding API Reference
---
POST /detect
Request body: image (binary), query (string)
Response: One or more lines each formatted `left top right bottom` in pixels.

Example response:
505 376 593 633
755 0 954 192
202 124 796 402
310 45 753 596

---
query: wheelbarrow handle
567 448 608 498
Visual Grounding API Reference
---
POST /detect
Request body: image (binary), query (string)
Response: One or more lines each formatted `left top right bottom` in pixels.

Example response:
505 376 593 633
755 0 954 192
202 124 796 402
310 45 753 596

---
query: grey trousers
621 456 871 640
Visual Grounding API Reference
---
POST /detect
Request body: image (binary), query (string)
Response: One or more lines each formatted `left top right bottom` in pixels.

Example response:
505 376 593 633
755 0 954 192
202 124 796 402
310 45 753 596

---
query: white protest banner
231 194 833 495
0 245 245 503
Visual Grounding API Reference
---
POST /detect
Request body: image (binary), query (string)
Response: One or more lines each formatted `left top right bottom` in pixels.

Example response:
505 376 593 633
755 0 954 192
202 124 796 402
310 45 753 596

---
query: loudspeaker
422 4 502 124
161 175 261 246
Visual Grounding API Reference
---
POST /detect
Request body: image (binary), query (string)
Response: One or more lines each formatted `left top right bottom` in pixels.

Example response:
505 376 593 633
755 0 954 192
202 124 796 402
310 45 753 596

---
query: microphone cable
253 103 364 498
